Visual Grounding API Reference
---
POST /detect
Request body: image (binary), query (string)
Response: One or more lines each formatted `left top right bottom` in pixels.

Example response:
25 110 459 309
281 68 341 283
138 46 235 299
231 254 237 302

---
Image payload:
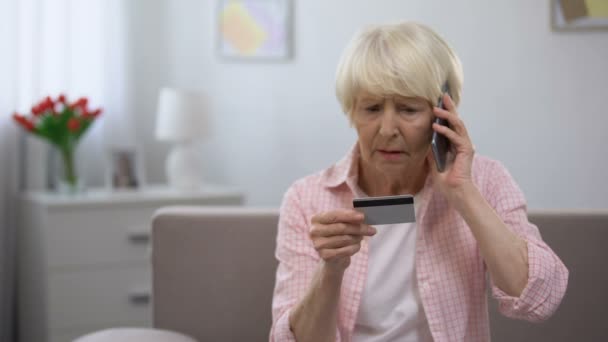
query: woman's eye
398 106 418 114
366 105 381 112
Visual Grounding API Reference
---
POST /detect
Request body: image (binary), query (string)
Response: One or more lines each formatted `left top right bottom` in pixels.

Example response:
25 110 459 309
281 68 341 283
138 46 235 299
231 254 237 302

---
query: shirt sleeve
484 160 569 322
269 183 343 341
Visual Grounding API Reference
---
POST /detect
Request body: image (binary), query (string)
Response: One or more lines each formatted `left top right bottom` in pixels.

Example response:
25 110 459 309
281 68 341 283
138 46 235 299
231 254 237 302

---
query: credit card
353 194 415 225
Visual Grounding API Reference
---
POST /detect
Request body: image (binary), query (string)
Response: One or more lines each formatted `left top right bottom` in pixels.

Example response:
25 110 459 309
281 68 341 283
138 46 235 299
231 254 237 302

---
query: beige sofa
151 207 608 341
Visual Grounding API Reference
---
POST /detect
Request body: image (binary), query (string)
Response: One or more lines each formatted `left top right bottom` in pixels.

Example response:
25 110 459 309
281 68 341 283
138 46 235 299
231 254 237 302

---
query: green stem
60 146 77 186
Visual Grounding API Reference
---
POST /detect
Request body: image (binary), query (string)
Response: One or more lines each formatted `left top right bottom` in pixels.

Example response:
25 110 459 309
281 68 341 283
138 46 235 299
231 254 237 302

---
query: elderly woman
270 22 568 342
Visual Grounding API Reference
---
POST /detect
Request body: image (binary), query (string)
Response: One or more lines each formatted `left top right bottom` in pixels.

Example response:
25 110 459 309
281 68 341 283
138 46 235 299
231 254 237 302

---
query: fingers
311 209 364 225
318 243 362 261
313 234 363 250
433 96 474 153
432 122 467 148
433 106 468 138
434 94 468 137
310 221 376 238
309 209 377 265
443 93 456 112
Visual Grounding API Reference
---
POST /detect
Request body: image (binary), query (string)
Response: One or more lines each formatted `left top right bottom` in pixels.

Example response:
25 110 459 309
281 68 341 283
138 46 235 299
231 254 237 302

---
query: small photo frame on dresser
106 147 145 190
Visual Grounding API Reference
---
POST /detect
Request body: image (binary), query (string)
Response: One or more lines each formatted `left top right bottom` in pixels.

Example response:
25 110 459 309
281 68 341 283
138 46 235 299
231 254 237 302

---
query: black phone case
431 83 451 172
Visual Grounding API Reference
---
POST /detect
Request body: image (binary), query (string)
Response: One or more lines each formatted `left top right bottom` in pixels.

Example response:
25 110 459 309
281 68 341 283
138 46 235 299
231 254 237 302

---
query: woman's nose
379 110 398 136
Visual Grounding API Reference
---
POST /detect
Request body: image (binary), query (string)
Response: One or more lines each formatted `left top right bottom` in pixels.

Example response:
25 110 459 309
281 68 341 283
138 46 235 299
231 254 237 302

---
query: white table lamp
155 88 208 190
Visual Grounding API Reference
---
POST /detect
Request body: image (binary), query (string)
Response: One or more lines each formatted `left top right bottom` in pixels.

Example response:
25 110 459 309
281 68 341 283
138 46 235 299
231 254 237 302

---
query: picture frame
217 0 293 61
106 147 145 190
551 0 608 31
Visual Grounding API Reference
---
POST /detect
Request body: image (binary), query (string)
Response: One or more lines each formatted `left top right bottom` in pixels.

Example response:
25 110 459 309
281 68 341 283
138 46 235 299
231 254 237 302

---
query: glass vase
55 144 84 194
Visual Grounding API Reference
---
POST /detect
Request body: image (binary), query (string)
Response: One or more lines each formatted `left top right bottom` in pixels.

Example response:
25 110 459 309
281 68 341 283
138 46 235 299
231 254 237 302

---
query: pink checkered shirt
270 145 568 342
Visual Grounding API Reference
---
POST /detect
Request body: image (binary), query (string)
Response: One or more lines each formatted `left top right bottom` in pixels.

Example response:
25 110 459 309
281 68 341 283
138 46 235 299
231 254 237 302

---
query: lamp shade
155 88 208 142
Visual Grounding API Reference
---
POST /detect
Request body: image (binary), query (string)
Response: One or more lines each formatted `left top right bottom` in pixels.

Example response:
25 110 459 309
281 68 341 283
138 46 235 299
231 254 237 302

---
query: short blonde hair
335 22 464 117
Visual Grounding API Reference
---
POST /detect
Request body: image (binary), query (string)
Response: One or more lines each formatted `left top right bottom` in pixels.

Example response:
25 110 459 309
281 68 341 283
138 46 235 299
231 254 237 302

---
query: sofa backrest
151 206 279 342
490 210 608 342
151 207 608 342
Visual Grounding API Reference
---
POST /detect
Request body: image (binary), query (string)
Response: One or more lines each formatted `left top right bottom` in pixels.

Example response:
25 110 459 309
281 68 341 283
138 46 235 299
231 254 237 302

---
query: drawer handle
127 227 150 244
128 288 151 305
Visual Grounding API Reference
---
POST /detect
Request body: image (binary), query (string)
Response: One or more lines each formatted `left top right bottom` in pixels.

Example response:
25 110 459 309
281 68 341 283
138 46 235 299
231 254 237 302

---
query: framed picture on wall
106 148 145 190
551 0 608 31
217 0 293 60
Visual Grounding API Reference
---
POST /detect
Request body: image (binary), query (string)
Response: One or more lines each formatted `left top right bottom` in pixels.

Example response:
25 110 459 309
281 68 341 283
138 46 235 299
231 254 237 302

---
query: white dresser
18 185 244 342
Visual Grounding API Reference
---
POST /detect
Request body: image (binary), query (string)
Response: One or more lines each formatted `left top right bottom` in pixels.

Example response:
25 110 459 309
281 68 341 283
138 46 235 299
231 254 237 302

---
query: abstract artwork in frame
218 0 293 60
551 0 608 31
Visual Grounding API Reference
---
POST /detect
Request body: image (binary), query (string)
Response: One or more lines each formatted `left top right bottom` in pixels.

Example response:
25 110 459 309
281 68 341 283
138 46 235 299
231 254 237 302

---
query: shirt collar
321 143 360 189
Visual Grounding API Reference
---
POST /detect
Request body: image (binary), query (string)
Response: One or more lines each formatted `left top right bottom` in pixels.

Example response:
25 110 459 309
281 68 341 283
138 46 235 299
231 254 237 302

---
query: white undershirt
352 190 433 342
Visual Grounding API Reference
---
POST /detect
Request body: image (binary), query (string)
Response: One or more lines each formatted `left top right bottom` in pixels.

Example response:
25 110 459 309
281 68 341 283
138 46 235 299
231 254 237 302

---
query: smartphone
353 194 416 225
431 82 451 172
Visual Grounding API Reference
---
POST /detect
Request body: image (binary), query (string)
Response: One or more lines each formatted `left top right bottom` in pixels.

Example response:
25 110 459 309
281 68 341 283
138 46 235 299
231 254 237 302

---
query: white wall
130 0 608 208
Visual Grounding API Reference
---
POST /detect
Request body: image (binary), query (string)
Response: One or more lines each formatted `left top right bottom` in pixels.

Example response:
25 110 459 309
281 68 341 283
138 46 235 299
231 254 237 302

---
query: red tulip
84 108 102 119
33 96 54 115
13 113 36 131
67 118 81 132
13 95 101 139
25 120 36 131
42 96 52 110
70 97 88 112
31 104 43 116
47 96 57 114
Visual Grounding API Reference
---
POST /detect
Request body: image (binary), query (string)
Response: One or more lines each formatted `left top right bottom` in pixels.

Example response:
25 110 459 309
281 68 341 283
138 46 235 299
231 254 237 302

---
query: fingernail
367 226 377 235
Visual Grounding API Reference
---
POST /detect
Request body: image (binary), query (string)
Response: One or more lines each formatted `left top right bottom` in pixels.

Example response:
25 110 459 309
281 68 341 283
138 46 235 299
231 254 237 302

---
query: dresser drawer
48 265 151 332
45 206 158 268
19 187 243 342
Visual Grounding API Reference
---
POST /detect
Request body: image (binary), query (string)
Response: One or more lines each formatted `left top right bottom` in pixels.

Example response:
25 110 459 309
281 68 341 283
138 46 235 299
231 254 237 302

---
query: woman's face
352 91 434 176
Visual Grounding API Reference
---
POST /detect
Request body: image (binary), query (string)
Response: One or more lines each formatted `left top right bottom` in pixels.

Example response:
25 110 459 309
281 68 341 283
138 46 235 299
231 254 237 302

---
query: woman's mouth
377 149 405 161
